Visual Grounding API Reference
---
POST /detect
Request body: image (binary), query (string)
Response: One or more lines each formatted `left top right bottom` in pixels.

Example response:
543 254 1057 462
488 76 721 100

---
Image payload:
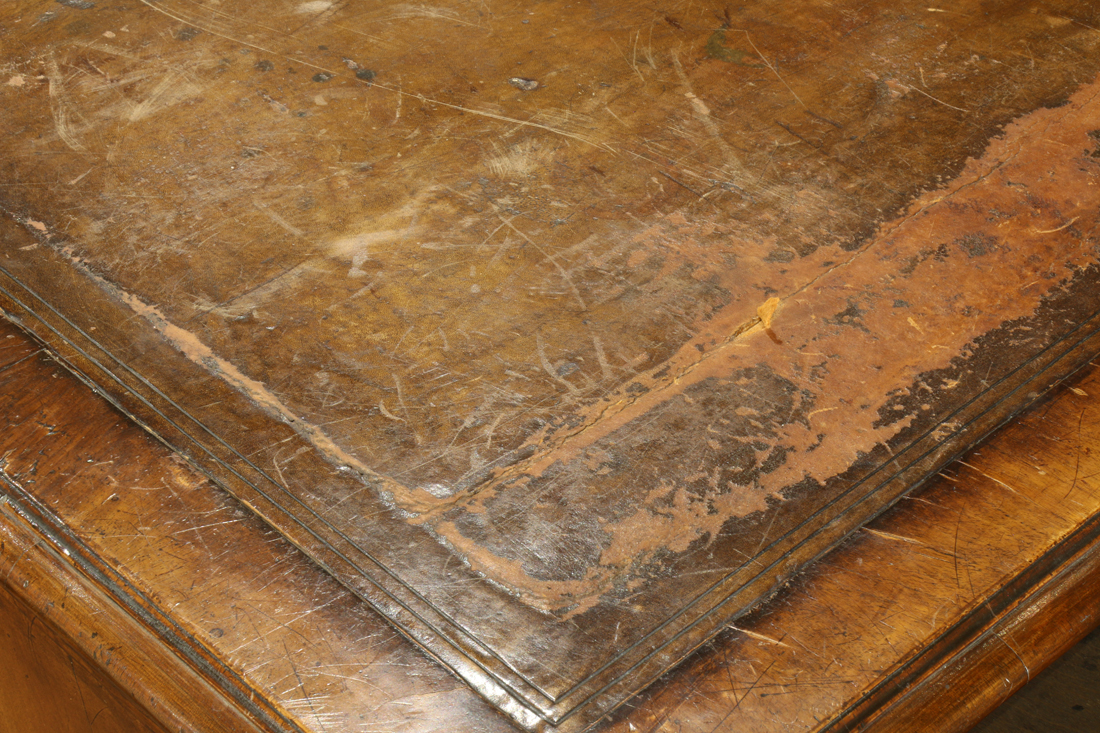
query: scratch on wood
44 55 87 152
728 626 793 648
136 0 615 151
862 527 927 546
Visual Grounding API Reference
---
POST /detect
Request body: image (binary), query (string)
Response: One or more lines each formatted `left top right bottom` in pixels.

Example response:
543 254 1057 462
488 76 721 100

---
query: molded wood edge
821 467 1100 732
0 495 287 733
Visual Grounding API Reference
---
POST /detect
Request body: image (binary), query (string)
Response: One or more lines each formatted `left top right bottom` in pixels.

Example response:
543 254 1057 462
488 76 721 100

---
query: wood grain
0 304 1099 732
603 358 1100 733
3 0 1100 729
0 575 170 733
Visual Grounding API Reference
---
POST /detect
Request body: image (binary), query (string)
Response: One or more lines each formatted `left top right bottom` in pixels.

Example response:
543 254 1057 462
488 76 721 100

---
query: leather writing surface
2 1 1100 729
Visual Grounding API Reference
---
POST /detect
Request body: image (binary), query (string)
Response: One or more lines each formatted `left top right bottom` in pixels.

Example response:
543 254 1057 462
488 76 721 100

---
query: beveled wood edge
0 236 551 730
0 294 545 730
819 395 1100 731
543 316 1100 728
0 481 299 733
4 213 1100 732
861 530 1100 732
1 319 1099 733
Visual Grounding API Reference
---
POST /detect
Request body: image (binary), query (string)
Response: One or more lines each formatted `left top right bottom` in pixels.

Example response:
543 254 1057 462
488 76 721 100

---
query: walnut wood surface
0 575 170 733
1 299 1100 732
612 356 1100 733
3 1 1100 729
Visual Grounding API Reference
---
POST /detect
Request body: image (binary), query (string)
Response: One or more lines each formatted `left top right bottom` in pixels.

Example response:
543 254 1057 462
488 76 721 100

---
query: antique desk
3 1 1100 732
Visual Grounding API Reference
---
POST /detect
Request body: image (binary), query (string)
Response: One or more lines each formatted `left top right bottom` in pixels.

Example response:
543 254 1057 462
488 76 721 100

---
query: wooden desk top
2 1 1100 731
2 288 1100 732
